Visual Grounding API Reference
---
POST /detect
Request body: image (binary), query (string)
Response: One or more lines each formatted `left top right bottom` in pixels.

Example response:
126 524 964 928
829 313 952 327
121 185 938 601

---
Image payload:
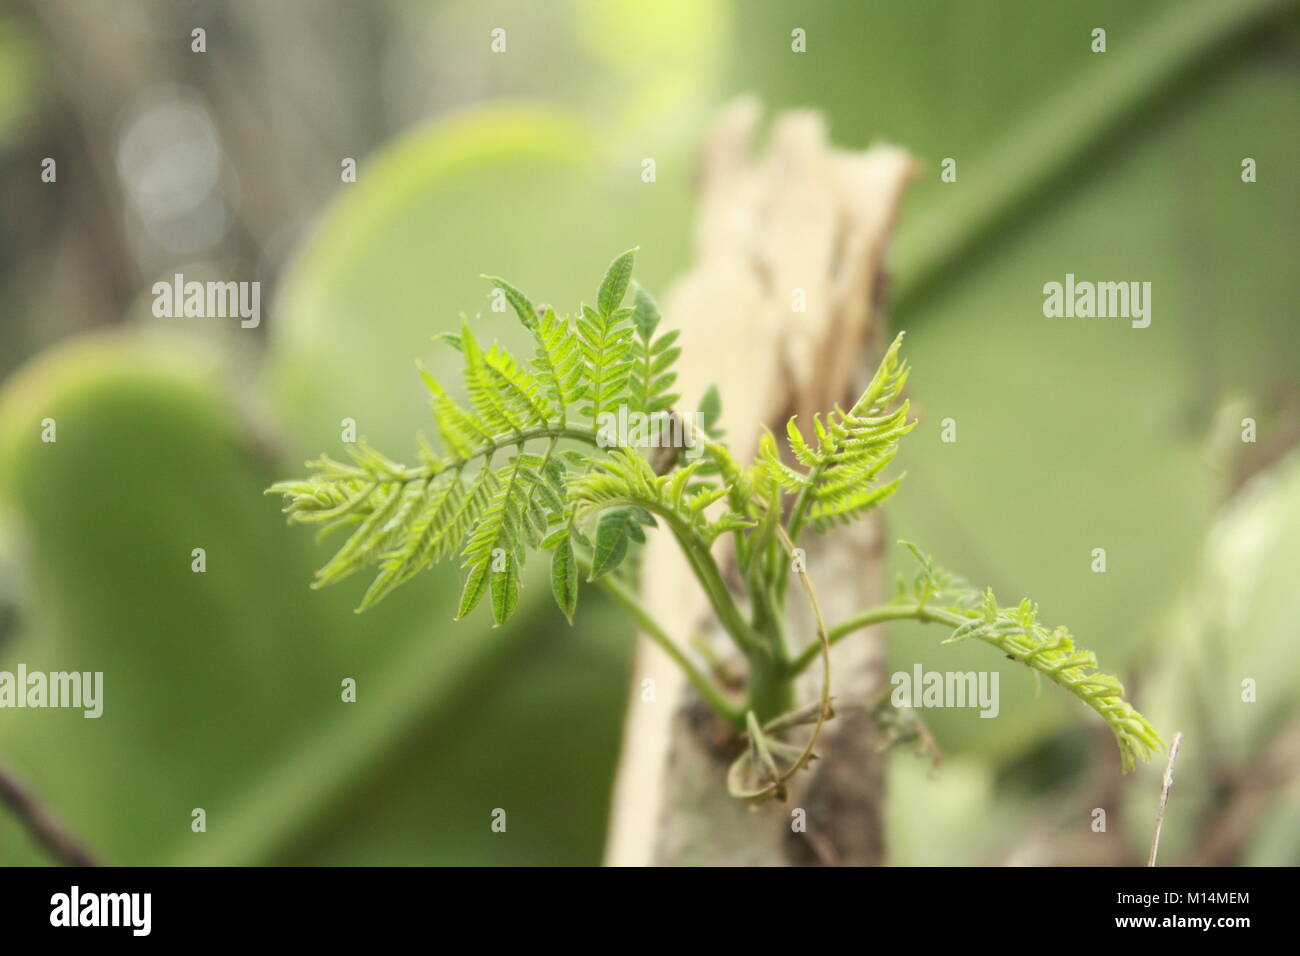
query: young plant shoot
269 249 1163 801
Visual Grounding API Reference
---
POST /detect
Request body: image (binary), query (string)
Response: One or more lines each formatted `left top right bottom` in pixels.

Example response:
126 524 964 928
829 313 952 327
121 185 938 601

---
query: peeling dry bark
604 99 917 866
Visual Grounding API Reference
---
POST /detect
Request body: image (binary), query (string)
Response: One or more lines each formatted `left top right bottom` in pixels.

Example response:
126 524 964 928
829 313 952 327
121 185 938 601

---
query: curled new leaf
760 331 915 533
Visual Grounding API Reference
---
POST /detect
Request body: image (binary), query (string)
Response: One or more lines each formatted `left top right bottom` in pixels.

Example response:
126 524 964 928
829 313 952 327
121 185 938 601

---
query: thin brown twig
0 761 101 867
1147 731 1184 867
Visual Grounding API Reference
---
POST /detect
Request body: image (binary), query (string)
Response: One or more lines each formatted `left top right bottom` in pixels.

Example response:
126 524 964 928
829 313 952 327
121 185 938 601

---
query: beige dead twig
1147 731 1184 867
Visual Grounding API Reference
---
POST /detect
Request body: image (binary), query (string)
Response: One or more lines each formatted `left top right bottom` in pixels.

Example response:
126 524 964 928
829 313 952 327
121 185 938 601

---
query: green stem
673 526 762 654
594 573 744 729
746 644 793 722
787 600 965 675
412 422 600 479
795 597 1163 770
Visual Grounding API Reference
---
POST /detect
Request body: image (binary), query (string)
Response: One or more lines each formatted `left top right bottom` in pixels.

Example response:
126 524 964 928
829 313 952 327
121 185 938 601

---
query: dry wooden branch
604 98 916 866
1147 731 1184 867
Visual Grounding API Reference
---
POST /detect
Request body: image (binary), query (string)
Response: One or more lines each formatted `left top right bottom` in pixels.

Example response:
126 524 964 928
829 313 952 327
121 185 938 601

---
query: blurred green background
0 0 1296 865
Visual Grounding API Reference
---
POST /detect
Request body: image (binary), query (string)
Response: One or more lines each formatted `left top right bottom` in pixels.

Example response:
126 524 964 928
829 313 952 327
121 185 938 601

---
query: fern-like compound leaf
896 542 1164 772
763 331 916 533
270 251 689 623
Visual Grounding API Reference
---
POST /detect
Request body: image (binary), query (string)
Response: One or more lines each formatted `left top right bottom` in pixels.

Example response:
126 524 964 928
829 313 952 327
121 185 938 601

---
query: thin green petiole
592 572 745 730
787 600 966 676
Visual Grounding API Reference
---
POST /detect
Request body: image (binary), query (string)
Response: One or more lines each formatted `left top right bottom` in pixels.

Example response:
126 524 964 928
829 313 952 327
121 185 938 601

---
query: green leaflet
456 559 490 620
588 506 648 580
597 247 637 316
551 536 578 623
576 303 635 422
698 383 723 437
490 551 519 627
531 306 584 416
629 281 660 340
481 274 538 331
